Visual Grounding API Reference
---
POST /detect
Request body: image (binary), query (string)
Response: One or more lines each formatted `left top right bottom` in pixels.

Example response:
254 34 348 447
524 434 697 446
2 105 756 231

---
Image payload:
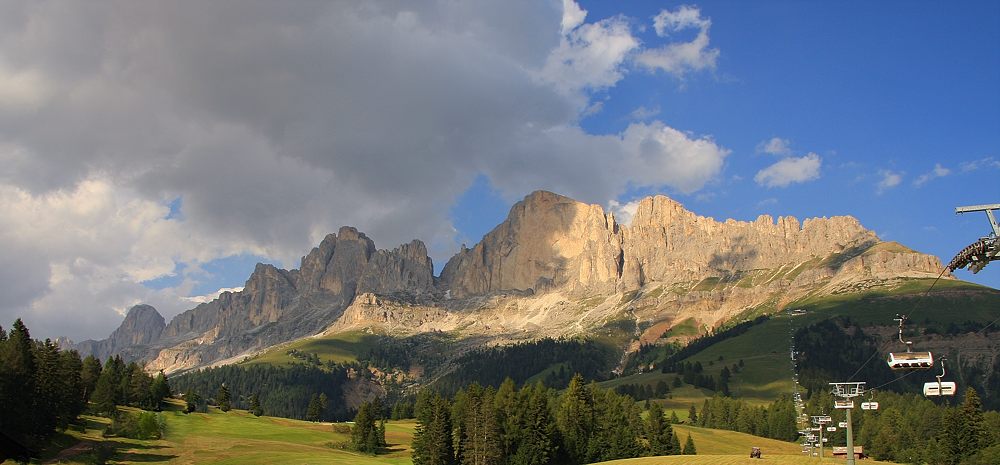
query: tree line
411 374 695 465
436 338 616 393
170 362 351 421
690 394 798 441
0 319 87 459
795 318 1000 409
800 387 999 465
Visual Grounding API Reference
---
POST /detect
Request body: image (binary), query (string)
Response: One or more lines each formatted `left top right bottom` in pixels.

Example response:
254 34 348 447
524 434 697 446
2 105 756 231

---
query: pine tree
249 393 263 416
90 360 119 416
306 394 322 422
217 384 231 412
511 382 556 465
682 434 696 455
80 355 102 403
319 392 329 419
413 395 455 465
184 389 200 414
670 430 682 454
129 363 153 409
953 388 987 463
1 319 37 435
459 385 501 465
150 371 170 409
646 402 675 456
556 374 594 464
351 400 384 454
687 405 697 424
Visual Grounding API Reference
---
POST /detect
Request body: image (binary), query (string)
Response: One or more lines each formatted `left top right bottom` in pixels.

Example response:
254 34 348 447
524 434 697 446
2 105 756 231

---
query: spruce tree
556 374 594 464
955 388 987 462
413 395 455 465
1 320 37 434
646 402 675 456
184 389 200 414
682 434 696 455
351 400 384 454
306 394 322 422
512 382 556 465
90 361 119 416
80 355 102 403
150 371 170 409
217 384 231 412
129 363 153 409
687 405 697 424
459 385 501 465
249 393 263 416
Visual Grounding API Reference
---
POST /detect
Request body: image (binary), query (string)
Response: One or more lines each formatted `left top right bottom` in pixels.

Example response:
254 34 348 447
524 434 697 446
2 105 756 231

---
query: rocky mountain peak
115 304 165 346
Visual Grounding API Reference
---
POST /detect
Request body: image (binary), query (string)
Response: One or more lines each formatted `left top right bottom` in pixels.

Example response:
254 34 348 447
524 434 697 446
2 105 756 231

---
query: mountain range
71 190 949 374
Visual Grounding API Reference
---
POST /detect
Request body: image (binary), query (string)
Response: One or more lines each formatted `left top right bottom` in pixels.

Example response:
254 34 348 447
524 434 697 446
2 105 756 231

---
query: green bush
107 411 164 440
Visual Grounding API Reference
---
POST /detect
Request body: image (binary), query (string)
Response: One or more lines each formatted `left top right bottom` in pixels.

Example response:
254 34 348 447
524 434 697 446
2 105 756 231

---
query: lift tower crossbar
955 204 1000 237
830 382 865 465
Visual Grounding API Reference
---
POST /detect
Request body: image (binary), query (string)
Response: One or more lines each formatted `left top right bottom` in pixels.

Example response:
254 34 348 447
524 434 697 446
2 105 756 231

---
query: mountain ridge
73 190 950 373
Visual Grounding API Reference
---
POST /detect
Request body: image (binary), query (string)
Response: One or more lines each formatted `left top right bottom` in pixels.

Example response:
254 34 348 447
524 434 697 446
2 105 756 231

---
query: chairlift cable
870 369 920 391
848 270 946 381
847 338 893 382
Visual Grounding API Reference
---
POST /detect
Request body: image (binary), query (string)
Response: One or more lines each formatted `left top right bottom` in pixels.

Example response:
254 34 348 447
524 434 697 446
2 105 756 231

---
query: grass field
18 403 840 465
242 330 380 367
594 455 895 465
18 400 416 465
593 424 897 465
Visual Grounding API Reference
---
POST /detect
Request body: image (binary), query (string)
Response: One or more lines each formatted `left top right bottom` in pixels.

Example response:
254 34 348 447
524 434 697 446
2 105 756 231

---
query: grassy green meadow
241 330 381 367
21 401 415 465
24 402 838 465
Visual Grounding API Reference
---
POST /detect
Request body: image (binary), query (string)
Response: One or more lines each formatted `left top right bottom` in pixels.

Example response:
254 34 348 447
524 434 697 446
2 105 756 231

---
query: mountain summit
76 191 947 372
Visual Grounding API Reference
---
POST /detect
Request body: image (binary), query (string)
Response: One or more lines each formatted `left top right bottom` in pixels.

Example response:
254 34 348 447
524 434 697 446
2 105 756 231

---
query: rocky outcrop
76 304 165 361
440 191 622 296
439 191 921 298
142 227 437 372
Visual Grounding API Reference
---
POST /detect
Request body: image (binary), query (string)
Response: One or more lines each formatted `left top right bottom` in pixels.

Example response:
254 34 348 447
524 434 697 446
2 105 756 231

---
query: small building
831 446 866 459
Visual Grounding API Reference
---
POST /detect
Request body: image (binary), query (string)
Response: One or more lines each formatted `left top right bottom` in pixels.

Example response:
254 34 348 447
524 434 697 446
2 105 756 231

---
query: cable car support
948 204 1000 274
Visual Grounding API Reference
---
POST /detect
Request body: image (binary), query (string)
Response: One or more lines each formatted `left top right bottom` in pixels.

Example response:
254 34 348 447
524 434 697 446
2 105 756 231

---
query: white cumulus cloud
636 5 719 77
913 163 950 186
756 137 793 156
877 170 904 193
0 0 729 340
608 199 641 225
754 153 822 188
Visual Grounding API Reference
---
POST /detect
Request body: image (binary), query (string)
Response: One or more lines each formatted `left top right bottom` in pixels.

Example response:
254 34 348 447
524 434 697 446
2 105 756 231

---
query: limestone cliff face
80 190 951 374
75 304 165 361
137 227 435 372
439 191 925 297
440 191 623 297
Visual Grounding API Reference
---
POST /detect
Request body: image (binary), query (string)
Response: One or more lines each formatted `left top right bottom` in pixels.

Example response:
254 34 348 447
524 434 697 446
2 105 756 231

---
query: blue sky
0 0 997 340
456 0 1000 287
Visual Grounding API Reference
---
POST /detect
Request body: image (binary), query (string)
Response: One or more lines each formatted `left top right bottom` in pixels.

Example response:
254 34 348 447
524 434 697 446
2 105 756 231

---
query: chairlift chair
923 358 956 397
887 315 934 370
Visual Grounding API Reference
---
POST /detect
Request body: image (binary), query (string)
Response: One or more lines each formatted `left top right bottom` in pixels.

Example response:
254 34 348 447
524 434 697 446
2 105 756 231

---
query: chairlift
861 389 879 410
887 315 934 370
923 357 957 397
